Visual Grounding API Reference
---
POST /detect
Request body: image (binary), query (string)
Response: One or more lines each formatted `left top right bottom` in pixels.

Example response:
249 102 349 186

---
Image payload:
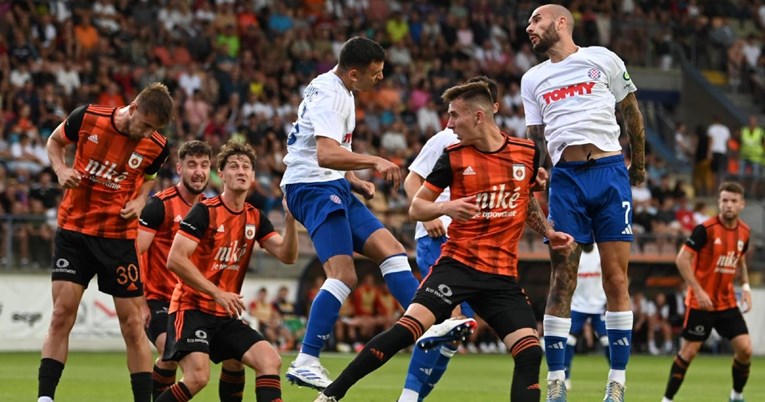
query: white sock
730 390 744 400
293 352 320 367
608 369 626 385
661 397 672 402
547 370 566 381
38 398 54 402
398 388 419 402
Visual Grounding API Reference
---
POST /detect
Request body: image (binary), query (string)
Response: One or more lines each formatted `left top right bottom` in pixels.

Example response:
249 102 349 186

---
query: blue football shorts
549 154 633 243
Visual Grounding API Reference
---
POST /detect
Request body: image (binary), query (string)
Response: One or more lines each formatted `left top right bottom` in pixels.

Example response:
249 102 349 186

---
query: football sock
219 368 245 402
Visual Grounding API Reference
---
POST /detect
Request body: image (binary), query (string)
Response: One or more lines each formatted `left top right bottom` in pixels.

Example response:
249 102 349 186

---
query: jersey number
622 201 631 224
116 264 140 286
287 123 299 145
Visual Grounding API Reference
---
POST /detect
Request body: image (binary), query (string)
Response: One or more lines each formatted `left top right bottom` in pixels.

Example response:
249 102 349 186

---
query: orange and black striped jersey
170 196 277 316
57 104 169 239
138 186 201 301
683 216 750 311
424 133 540 276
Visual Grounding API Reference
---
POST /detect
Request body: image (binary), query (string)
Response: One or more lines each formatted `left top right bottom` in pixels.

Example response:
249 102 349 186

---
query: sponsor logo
463 166 476 176
83 159 128 189
53 258 75 275
542 82 596 104
474 184 522 218
88 134 99 144
12 311 42 327
217 224 225 233
714 251 740 274
622 225 633 235
623 71 631 81
245 224 256 240
547 341 565 350
180 220 197 232
424 285 453 305
687 325 705 336
213 241 247 270
174 215 183 223
437 284 453 297
612 337 630 346
714 237 722 245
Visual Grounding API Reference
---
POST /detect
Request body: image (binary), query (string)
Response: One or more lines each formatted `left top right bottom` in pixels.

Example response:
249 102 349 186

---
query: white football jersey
408 129 457 240
571 244 607 314
282 68 355 186
521 47 637 165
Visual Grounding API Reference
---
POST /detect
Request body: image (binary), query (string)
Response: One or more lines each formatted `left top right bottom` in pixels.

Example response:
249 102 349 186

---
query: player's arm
260 206 298 264
525 124 548 169
617 92 646 185
676 225 713 310
736 241 752 313
136 196 164 254
317 136 402 190
526 195 573 250
345 170 375 200
48 106 87 189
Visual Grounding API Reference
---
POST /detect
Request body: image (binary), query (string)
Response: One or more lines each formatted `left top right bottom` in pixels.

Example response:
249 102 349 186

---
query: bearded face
531 21 560 54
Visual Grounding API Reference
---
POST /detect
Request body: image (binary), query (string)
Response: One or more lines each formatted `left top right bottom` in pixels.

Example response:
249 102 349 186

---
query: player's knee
250 349 282 375
513 344 543 371
49 303 79 334
183 370 211 394
735 340 752 361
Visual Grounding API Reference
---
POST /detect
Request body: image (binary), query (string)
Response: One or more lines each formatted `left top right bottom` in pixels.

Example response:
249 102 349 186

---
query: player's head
338 36 385 91
177 140 212 195
442 81 496 144
718 181 745 222
526 4 574 54
465 75 500 113
217 140 256 193
127 82 173 140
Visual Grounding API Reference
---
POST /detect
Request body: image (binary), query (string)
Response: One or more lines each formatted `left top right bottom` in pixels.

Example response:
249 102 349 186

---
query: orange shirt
58 104 169 239
351 284 379 317
424 134 539 276
683 216 750 311
170 197 277 316
138 186 199 301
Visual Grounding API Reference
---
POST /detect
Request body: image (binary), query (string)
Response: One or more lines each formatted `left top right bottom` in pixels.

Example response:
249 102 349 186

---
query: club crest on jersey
588 68 602 80
512 164 526 181
245 224 256 240
128 153 143 169
738 240 744 251
330 195 342 204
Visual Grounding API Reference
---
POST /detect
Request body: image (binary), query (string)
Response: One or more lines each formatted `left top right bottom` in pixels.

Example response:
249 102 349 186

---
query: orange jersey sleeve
684 216 750 311
57 104 169 239
425 134 539 276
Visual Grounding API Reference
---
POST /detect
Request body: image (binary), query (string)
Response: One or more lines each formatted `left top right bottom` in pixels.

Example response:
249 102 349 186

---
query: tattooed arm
526 195 573 250
618 92 646 185
526 124 548 169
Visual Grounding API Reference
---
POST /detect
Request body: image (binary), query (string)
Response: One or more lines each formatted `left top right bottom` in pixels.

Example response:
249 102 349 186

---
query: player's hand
213 291 246 318
546 230 575 251
281 198 294 219
423 219 446 238
629 164 646 186
350 179 376 200
694 288 714 311
120 197 146 220
444 195 479 222
741 288 752 313
531 167 548 192
57 167 82 189
374 157 402 191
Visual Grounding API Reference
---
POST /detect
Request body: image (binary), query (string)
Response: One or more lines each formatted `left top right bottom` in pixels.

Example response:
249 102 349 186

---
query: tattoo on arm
618 93 645 168
526 124 548 168
526 196 551 237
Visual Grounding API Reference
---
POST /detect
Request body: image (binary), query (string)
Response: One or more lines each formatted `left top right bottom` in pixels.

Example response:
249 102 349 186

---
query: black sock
152 365 176 401
38 358 65 399
324 315 424 400
510 337 543 402
664 354 690 399
219 368 245 402
254 374 281 402
131 372 153 402
732 359 750 393
156 382 193 402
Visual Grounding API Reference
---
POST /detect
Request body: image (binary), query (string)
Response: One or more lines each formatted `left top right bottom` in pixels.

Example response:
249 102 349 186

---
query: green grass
4 351 764 401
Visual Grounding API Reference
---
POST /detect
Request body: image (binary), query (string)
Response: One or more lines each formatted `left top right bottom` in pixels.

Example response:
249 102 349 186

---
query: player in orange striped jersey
315 81 573 402
662 182 753 402
38 82 173 402
157 141 297 402
137 140 246 401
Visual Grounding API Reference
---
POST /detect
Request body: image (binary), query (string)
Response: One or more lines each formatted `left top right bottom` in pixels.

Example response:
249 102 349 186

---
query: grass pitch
3 351 763 401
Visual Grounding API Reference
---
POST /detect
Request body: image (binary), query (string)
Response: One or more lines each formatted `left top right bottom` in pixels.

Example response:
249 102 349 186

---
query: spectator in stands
647 292 674 355
708 116 732 189
738 115 764 193
674 121 695 164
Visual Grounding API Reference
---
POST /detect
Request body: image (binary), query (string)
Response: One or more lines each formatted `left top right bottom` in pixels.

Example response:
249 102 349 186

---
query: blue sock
301 279 350 357
564 340 575 379
605 311 633 370
403 347 441 398
421 344 458 399
380 255 418 308
543 315 571 375
459 302 475 318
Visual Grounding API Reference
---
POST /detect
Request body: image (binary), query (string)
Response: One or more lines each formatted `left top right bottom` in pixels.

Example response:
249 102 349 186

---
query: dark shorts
146 299 170 344
412 257 536 339
51 228 143 297
163 310 266 363
682 307 749 342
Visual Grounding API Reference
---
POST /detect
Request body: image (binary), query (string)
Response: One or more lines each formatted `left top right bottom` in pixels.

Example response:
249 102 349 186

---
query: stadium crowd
0 0 762 359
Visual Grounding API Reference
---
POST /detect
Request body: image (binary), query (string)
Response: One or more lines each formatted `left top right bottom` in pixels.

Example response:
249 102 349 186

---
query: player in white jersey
521 4 646 402
281 36 420 391
564 244 610 391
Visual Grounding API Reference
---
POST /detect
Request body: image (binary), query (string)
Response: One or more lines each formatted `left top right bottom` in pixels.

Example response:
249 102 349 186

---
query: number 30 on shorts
116 264 140 286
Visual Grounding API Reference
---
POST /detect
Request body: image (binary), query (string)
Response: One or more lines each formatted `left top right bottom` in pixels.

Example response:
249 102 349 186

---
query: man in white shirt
707 116 731 190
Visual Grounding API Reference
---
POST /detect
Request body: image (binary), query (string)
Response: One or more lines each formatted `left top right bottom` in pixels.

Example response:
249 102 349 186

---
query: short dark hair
719 181 745 197
134 82 173 127
178 140 212 161
465 76 499 103
217 140 256 171
338 37 385 71
441 81 494 110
